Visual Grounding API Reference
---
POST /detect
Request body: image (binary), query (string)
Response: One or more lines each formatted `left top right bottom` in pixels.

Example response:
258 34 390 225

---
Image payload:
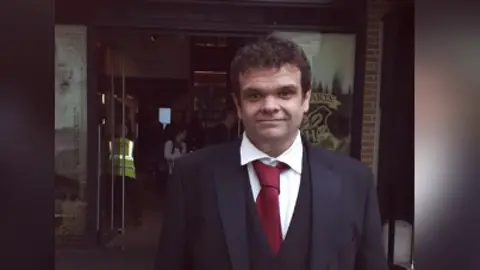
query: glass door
96 47 130 246
273 31 357 155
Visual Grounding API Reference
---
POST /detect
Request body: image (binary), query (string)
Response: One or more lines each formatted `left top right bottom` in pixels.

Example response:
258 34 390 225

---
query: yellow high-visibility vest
109 138 136 179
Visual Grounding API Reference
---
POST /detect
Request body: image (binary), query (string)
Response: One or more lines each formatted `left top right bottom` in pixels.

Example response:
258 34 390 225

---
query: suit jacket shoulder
310 146 374 195
176 141 239 168
172 140 241 195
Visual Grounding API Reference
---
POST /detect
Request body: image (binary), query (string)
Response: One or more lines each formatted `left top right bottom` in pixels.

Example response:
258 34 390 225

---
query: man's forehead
238 65 301 89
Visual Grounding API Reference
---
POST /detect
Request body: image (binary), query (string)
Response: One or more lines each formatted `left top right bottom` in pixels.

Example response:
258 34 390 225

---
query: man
108 124 141 227
186 115 205 152
155 36 387 270
204 109 238 145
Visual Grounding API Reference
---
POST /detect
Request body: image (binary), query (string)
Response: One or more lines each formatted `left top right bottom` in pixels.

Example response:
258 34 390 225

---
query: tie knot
252 160 288 190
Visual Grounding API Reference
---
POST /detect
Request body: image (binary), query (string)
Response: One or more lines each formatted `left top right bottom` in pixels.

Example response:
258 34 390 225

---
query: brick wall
361 0 392 168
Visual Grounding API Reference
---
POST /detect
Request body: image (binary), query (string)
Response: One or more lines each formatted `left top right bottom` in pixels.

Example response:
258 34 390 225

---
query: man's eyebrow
278 85 297 91
242 85 297 93
242 87 262 94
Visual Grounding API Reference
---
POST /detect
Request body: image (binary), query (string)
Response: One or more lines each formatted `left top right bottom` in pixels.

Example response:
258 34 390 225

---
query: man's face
233 64 311 144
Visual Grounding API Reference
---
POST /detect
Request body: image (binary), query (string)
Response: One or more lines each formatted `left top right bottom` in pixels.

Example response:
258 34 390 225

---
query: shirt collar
240 131 303 174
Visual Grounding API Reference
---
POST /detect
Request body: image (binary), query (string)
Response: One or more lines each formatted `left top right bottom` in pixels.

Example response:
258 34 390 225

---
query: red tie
252 160 288 254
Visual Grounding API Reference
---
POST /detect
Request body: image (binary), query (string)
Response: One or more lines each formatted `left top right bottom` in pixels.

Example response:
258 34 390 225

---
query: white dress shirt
240 131 303 239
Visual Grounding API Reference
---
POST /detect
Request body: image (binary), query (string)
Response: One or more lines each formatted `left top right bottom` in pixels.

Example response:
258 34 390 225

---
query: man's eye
247 93 261 99
278 91 292 98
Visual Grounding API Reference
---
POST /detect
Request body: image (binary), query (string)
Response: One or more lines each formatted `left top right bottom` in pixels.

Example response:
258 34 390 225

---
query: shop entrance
93 28 258 248
54 4 365 270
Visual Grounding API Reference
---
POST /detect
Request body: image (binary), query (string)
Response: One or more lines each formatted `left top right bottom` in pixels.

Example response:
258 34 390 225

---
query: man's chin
256 129 288 141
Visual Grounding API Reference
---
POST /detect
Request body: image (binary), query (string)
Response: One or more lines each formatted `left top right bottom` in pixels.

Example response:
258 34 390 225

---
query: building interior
93 28 256 247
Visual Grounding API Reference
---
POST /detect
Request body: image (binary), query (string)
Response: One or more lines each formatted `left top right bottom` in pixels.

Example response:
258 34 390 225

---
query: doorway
93 28 257 248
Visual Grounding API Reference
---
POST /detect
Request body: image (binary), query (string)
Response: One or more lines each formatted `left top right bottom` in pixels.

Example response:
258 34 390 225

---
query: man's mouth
257 119 285 123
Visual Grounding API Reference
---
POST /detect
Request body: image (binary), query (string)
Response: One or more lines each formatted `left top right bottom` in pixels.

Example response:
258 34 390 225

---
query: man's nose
260 96 280 113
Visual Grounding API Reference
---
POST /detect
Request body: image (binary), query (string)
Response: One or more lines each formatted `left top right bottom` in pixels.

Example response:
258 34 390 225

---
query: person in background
156 124 187 199
163 124 187 175
204 109 238 146
108 124 141 227
186 115 205 152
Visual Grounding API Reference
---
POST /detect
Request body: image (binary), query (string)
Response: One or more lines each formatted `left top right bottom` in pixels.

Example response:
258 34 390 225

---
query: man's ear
303 89 312 113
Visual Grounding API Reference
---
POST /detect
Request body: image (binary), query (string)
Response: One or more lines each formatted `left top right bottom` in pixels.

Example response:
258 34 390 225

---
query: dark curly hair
229 34 312 97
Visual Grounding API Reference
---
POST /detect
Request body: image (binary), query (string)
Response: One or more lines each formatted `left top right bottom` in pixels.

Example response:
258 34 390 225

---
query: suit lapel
213 140 250 270
305 142 343 270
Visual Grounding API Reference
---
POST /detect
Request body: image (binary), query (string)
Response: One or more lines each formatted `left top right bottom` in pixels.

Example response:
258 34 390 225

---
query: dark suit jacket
204 123 234 146
155 139 388 270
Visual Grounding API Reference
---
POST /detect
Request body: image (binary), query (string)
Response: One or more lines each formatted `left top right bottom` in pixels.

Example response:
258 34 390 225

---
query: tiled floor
56 188 163 270
55 248 157 270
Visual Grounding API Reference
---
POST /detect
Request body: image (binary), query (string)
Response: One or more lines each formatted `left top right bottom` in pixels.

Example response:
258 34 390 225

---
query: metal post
96 125 102 236
387 183 396 268
410 223 414 269
121 54 126 239
110 49 115 231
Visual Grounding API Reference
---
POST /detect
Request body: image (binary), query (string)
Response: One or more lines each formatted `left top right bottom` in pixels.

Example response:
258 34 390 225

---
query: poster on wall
55 25 88 236
274 32 356 155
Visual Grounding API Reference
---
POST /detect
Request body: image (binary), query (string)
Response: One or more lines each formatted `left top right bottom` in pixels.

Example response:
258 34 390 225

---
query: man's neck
248 132 298 158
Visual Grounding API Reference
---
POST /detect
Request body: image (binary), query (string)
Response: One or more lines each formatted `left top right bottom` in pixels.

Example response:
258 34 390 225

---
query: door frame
83 1 367 246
